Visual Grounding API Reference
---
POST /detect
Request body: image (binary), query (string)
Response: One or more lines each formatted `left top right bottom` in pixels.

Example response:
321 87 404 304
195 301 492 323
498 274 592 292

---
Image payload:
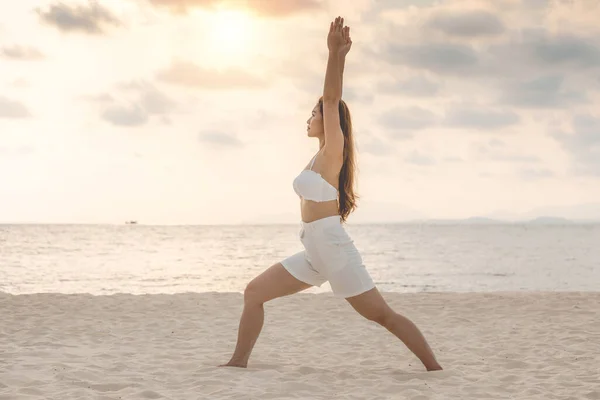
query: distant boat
125 221 138 225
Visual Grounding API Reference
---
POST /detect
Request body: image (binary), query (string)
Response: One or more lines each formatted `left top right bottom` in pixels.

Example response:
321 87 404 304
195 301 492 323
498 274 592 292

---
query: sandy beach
2 292 599 399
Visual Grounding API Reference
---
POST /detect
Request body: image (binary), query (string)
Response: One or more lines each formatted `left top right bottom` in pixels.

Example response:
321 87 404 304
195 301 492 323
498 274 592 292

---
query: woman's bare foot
218 361 247 368
427 363 443 371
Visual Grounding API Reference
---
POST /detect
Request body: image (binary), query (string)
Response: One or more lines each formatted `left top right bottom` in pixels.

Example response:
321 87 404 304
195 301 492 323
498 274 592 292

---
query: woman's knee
243 279 264 306
347 288 394 326
358 303 395 326
364 308 392 326
243 262 309 306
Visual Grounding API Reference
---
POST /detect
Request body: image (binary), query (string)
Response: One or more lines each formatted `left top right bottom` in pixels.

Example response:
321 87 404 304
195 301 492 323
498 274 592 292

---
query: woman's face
306 102 323 138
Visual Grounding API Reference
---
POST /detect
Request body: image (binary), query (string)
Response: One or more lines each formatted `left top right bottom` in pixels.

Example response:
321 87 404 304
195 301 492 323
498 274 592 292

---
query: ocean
1 223 599 295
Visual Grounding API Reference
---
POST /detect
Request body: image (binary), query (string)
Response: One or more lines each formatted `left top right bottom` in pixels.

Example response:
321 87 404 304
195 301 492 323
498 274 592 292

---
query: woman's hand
327 16 347 53
339 25 352 57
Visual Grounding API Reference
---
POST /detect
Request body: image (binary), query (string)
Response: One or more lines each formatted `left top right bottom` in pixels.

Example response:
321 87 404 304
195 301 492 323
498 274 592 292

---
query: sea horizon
2 217 600 226
3 223 599 296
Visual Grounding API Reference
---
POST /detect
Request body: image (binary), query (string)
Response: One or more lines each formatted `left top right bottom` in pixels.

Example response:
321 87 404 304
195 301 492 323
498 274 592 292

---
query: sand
1 291 599 399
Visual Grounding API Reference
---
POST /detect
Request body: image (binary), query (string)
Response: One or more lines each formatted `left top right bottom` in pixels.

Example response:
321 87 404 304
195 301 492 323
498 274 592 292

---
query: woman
221 17 442 372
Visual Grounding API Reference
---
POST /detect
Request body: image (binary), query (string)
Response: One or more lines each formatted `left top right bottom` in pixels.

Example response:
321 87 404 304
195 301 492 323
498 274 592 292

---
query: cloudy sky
1 0 599 224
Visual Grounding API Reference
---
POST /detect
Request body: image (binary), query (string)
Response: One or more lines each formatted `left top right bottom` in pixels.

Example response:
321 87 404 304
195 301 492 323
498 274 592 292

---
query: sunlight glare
207 9 257 64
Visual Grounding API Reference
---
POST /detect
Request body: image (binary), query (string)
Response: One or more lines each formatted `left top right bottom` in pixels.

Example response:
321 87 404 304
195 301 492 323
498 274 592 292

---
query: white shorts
280 216 375 298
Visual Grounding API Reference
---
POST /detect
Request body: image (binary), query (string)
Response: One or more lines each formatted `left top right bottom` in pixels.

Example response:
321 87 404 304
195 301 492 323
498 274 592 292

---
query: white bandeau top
292 154 338 202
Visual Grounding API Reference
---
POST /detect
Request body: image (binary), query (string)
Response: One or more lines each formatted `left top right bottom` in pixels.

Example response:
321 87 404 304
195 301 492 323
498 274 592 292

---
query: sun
206 9 257 64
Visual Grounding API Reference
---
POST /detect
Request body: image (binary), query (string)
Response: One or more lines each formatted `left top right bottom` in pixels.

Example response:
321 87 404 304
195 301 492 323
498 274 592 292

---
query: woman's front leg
221 262 312 368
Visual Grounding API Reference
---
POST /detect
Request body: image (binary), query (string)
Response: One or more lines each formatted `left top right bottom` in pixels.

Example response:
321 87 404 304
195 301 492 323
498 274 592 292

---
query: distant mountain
350 201 427 224
239 202 600 225
401 216 597 225
406 217 505 225
462 217 502 224
485 203 600 222
527 216 574 224
368 202 600 225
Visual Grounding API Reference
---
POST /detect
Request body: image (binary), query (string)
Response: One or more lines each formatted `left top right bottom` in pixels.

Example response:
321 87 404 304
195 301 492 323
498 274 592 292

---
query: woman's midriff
300 198 339 223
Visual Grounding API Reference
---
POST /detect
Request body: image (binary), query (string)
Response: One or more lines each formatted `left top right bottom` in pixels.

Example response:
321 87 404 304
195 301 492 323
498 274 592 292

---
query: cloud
0 145 35 158
499 75 587 108
199 131 243 148
147 0 321 17
359 134 394 156
157 61 267 89
81 93 114 103
101 105 148 127
425 10 505 37
1 45 45 60
140 88 176 115
377 76 440 97
378 0 438 9
384 42 479 74
486 31 600 77
488 139 505 147
473 141 541 164
445 106 520 129
379 106 438 137
552 114 600 176
364 0 438 21
90 81 176 126
10 78 30 88
519 168 555 180
37 2 122 34
343 87 374 104
526 32 600 68
444 156 463 163
119 81 177 115
380 25 600 84
491 154 540 163
405 151 435 166
17 145 35 155
0 96 31 118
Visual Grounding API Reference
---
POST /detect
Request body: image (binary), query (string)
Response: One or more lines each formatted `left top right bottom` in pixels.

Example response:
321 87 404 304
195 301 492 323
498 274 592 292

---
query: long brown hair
318 97 358 222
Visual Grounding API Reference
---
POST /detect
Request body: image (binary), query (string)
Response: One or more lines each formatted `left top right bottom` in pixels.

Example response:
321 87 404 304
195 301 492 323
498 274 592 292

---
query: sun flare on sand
205 8 258 64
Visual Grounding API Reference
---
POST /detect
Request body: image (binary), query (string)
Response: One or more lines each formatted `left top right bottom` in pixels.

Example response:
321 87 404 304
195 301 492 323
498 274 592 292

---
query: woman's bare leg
346 287 442 371
220 263 312 368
